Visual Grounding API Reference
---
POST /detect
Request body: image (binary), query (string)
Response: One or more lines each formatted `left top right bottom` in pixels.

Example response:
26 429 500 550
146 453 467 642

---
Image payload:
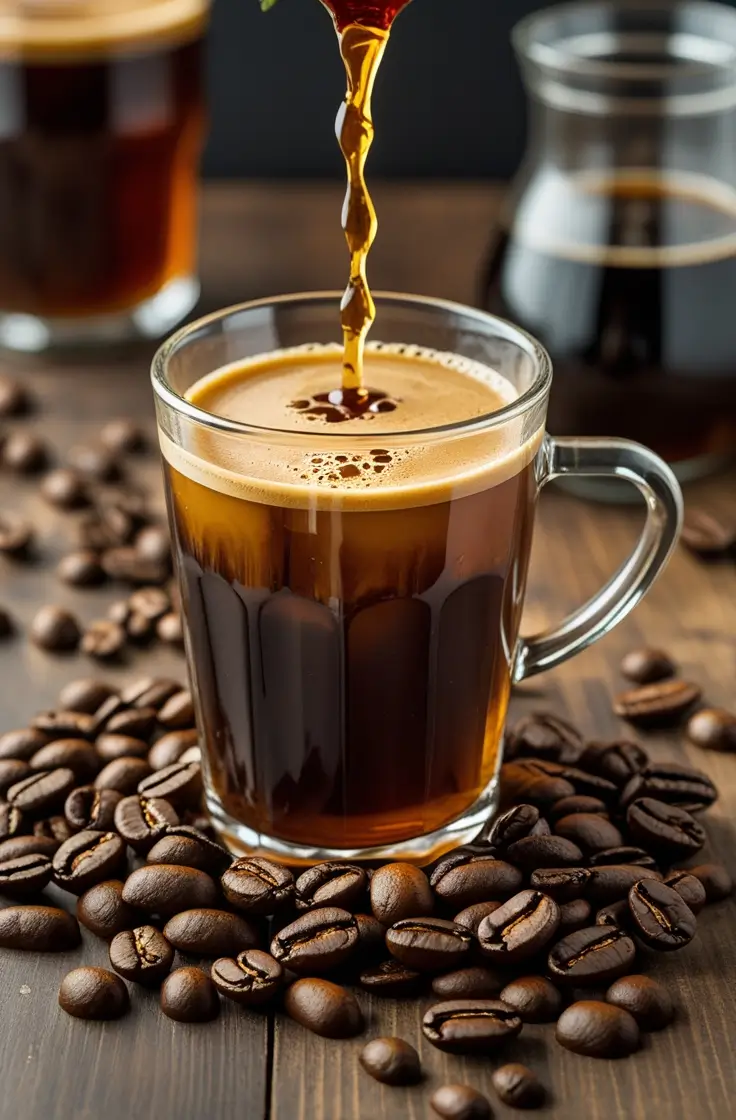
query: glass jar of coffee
482 0 736 481
0 0 209 351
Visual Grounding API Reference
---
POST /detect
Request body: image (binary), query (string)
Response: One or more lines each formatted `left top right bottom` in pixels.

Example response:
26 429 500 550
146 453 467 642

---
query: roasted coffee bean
359 958 424 997
663 871 707 915
69 442 120 482
500 760 575 806
588 846 657 869
59 967 129 1020
0 853 52 895
558 898 593 934
163 908 259 958
686 863 733 903
0 759 32 796
359 1037 421 1086
431 967 503 1000
30 606 81 652
549 795 609 821
122 864 218 917
485 803 550 850
628 879 697 950
52 830 126 895
0 605 12 637
586 864 662 906
79 508 133 550
0 835 60 860
620 648 676 685
550 763 619 804
430 853 522 908
123 677 181 710
627 798 705 860
128 587 170 621
556 1000 639 1058
41 467 90 510
0 802 27 840
109 925 174 985
31 739 99 782
548 926 636 986
64 787 122 832
596 900 633 930
102 547 169 585
579 740 650 788
508 712 583 761
614 680 701 727
147 826 231 877
422 999 522 1054
499 975 562 1023
33 816 70 843
157 612 183 646
148 730 199 771
2 431 47 473
96 734 149 763
0 511 33 554
386 918 473 972
8 768 76 815
81 620 126 660
137 760 201 808
221 856 294 915
0 375 29 416
0 904 81 950
370 862 434 925
108 600 131 626
59 679 116 715
621 762 717 813
295 862 368 911
101 418 146 454
126 612 155 644
89 695 128 733
505 834 584 871
33 710 97 739
96 757 152 796
106 707 158 741
492 1064 545 1110
284 977 363 1039
453 901 502 934
687 708 736 753
157 690 194 730
135 525 171 564
0 727 48 761
430 1084 491 1120
114 795 179 853
57 550 105 587
161 967 219 1023
212 949 283 1006
606 975 675 1030
554 813 623 854
681 507 736 556
77 880 141 939
270 907 358 975
528 867 591 902
478 890 560 963
354 913 387 957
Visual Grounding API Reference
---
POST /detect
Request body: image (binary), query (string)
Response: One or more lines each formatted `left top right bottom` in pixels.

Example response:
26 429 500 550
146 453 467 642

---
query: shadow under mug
152 293 683 864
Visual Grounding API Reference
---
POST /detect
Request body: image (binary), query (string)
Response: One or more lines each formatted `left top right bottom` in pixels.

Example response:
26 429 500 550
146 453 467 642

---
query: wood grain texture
0 182 735 1120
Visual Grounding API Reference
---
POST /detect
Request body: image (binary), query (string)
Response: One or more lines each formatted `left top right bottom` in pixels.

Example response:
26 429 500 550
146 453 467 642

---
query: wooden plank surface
0 182 735 1120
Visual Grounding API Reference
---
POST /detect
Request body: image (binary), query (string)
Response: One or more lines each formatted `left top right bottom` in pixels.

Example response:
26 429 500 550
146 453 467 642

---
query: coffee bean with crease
556 1000 639 1058
478 890 560 963
52 830 126 895
295 862 368 911
663 871 707 915
122 864 218 917
492 1064 546 1110
96 734 149 763
0 728 49 761
453 901 502 935
30 739 99 782
114 795 178 854
95 757 152 796
529 867 591 902
369 862 433 925
588 846 657 869
485 803 550 851
596 900 634 930
431 967 503 1000
8 768 76 816
386 917 473 972
626 798 705 860
211 949 284 1007
554 813 623 854
33 711 97 740
500 760 576 807
559 898 593 934
579 740 650 787
284 978 363 1039
551 763 619 804
614 680 701 728
137 760 201 809
147 826 232 877
422 999 522 1054
359 958 425 998
507 712 583 761
586 865 662 906
628 879 697 951
163 909 259 958
109 925 174 985
621 763 717 813
221 856 294 915
505 834 583 871
64 786 122 832
270 907 358 975
0 853 52 896
0 760 32 797
430 852 522 908
549 795 609 822
157 690 194 730
499 975 562 1023
77 880 141 939
124 677 180 710
90 694 127 734
148 730 199 772
548 925 636 986
0 803 27 841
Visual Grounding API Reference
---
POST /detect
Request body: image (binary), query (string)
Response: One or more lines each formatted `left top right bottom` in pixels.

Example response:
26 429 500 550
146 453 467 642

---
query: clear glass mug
152 293 683 864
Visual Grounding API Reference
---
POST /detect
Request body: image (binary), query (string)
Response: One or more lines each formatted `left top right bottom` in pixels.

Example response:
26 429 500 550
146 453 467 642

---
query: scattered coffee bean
102 547 169 585
284 977 363 1038
607 974 675 1031
0 375 28 416
0 759 33 796
2 431 47 473
492 1064 545 1109
554 813 623 854
359 1037 421 1086
628 878 697 951
621 762 717 813
58 679 115 715
596 900 633 930
106 707 157 741
370 862 434 925
0 802 26 840
295 862 368 911
95 757 152 796
157 612 183 646
221 856 294 915
0 511 33 555
528 867 591 902
31 739 99 781
0 835 60 860
271 907 358 975
79 508 132 551
148 730 198 771
8 768 76 815
41 468 90 510
549 794 609 821
33 710 97 739
359 958 424 997
499 975 562 1023
211 949 283 1006
500 760 575 806
59 966 129 1020
0 728 49 761
157 690 194 730
0 904 81 950
134 525 171 564
627 798 705 860
430 852 522 908
386 917 473 972
108 600 131 626
52 830 126 895
588 846 657 869
0 606 12 637
160 967 219 1023
686 863 733 903
77 880 141 940
0 853 52 896
64 786 122 832
559 897 592 934
585 864 662 906
430 1084 491 1120
147 826 231 877
96 734 149 763
126 679 181 710
620 648 676 685
453 901 502 934
548 925 636 986
687 708 736 753
109 925 174 985
57 550 106 587
556 1000 639 1058
422 999 522 1054
128 587 170 621
68 442 120 482
505 834 584 871
614 680 701 727
126 612 155 644
122 864 218 917
101 419 146 454
663 870 707 915
81 620 126 660
680 507 736 557
509 712 583 762
478 890 560 963
354 913 386 957
34 816 71 843
114 795 179 853
30 606 81 652
431 967 503 1000
163 909 258 957
137 760 200 808
485 803 549 850
579 742 650 792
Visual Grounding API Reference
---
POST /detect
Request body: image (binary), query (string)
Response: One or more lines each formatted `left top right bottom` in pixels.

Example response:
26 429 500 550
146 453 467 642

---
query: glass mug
152 294 683 864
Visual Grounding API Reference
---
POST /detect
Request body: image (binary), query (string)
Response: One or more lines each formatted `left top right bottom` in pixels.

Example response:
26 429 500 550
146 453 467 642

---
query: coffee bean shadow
695 816 736 872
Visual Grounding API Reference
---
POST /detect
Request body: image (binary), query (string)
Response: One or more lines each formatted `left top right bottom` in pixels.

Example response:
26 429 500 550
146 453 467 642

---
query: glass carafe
482 0 736 481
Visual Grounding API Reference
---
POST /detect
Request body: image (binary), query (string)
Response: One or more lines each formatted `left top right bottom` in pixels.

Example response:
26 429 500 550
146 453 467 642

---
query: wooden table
0 183 735 1120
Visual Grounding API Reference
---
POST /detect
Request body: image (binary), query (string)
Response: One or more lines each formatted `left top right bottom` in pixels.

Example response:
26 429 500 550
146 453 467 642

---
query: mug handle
513 436 684 682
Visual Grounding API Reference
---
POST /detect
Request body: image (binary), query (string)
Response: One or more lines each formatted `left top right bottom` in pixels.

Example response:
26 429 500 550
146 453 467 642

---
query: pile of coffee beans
0 689 732 1117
